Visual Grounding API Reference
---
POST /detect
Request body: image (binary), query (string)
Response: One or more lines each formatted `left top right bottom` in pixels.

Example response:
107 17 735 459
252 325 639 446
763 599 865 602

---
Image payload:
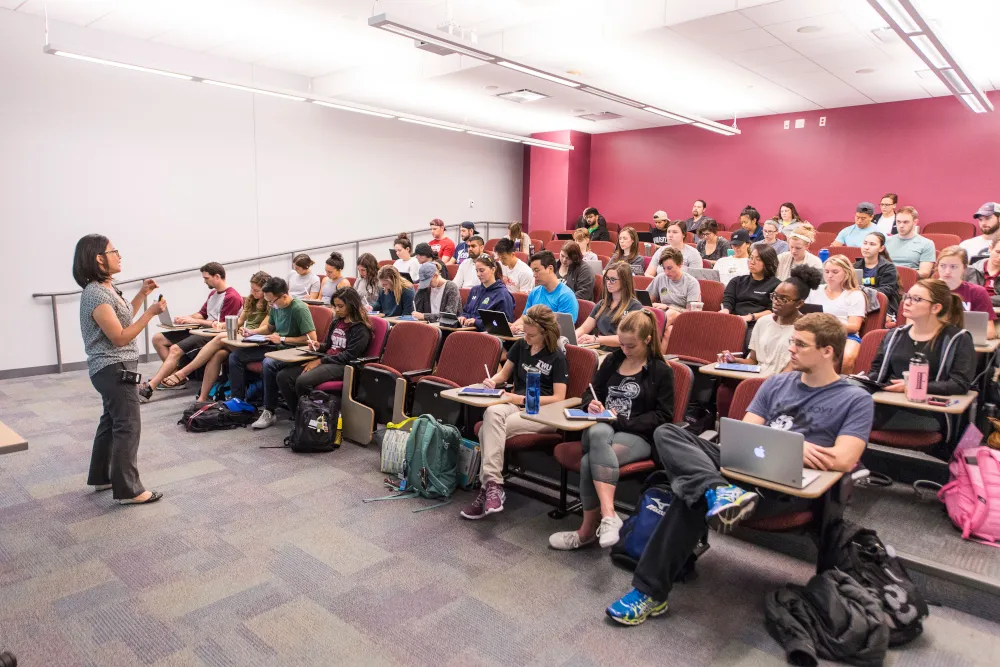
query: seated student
720 243 781 336
354 253 380 309
573 228 599 262
287 254 321 299
575 207 611 241
550 310 674 550
646 221 701 277
391 235 421 279
854 231 899 315
165 271 272 403
557 241 596 300
413 260 461 322
458 254 515 331
776 224 823 280
427 218 455 263
961 202 1000 261
453 235 486 289
507 221 534 254
774 201 808 234
807 255 866 373
885 206 935 278
937 245 997 339
511 251 579 333
142 262 242 398
831 202 876 247
275 287 374 411
683 200 716 234
496 238 535 294
371 265 415 317
319 252 353 303
695 219 730 265
649 247 701 339
610 226 645 275
651 211 670 246
460 305 568 519
713 229 752 287
971 237 1000 306
577 261 643 349
228 277 317 427
761 219 789 255
453 221 478 265
739 205 765 243
606 313 873 626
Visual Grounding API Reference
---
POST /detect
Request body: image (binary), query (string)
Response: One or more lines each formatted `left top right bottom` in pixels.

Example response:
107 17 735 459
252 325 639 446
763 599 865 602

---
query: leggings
579 422 651 511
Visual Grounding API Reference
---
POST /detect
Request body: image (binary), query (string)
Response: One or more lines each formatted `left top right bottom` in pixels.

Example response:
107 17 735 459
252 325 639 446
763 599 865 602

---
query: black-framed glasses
103 249 121 257
604 276 619 284
902 294 930 304
771 294 793 304
789 338 815 349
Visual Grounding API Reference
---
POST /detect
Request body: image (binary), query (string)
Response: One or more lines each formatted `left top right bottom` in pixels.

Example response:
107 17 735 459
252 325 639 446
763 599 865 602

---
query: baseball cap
429 218 444 228
414 242 434 259
460 220 477 233
416 262 436 289
653 210 669 221
856 202 875 216
730 229 751 246
974 202 1000 219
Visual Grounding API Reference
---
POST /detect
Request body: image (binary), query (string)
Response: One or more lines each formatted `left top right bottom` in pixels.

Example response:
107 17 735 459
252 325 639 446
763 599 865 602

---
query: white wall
0 10 523 374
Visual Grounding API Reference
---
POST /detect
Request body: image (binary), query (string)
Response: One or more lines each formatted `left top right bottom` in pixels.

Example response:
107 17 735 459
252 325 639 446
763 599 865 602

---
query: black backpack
178 401 257 433
283 391 340 453
834 525 928 646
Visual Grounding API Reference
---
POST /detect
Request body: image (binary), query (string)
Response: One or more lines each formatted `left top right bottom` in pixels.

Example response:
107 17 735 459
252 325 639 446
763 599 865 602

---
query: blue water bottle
818 248 830 263
726 248 735 257
525 366 541 415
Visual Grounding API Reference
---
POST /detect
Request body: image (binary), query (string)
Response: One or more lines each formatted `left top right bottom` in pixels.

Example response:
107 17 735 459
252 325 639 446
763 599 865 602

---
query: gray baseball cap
856 202 875 216
417 261 437 289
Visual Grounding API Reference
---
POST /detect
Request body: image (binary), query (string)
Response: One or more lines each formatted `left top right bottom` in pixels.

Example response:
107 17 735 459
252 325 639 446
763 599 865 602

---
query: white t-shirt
453 258 481 289
393 257 421 280
747 314 794 375
875 215 895 236
502 259 535 293
807 288 866 323
960 236 992 261
430 285 445 314
650 244 702 274
713 256 750 287
287 271 320 298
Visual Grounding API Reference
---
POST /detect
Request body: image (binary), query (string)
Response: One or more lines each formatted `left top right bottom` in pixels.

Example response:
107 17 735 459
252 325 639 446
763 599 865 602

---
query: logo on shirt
482 297 490 305
606 379 640 420
525 360 553 376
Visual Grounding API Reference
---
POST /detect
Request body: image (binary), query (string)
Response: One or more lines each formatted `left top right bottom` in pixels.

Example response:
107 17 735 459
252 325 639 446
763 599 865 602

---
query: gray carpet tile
1 363 1000 666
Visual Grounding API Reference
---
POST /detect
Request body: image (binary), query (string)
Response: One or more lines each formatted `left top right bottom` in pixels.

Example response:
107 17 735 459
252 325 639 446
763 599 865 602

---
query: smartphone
927 396 951 407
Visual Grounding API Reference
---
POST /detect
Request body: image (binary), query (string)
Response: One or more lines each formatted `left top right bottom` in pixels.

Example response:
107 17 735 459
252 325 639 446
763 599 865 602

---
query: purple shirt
953 282 996 320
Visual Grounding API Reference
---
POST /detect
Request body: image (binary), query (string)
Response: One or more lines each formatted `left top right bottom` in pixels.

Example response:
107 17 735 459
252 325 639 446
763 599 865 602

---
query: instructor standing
73 234 163 505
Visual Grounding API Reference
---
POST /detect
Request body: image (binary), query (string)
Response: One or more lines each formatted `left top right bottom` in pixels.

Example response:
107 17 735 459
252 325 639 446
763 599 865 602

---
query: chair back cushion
308 305 334 342
855 329 889 375
564 344 599 399
667 360 692 424
380 321 439 372
512 291 529 320
858 291 887 338
667 311 746 363
729 377 768 420
431 332 501 387
697 280 725 312
576 300 595 328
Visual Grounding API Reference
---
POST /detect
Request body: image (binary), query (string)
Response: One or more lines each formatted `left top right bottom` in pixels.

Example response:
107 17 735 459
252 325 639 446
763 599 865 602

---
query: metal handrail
32 221 501 372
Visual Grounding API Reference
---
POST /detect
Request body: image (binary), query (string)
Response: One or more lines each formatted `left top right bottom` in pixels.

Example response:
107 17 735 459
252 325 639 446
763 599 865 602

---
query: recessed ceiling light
796 25 822 34
572 108 586 113
484 85 499 91
856 68 877 74
566 69 582 76
495 89 549 103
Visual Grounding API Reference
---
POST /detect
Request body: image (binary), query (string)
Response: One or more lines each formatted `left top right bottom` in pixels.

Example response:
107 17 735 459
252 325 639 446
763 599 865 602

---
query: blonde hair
787 222 816 245
617 309 663 360
376 265 412 303
824 255 859 290
937 245 969 268
521 305 560 353
598 261 638 325
573 228 591 246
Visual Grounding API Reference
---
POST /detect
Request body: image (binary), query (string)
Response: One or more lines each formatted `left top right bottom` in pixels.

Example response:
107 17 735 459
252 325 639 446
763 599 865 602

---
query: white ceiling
8 0 999 136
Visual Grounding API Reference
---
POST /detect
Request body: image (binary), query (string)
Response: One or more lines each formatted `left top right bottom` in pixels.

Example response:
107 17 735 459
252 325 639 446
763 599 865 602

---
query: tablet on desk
242 334 268 343
459 387 504 397
564 409 616 421
296 348 323 358
395 315 417 321
302 298 327 306
716 362 760 373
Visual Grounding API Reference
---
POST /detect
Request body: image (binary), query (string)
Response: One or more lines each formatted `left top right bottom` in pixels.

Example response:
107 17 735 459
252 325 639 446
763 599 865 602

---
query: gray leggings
580 422 652 511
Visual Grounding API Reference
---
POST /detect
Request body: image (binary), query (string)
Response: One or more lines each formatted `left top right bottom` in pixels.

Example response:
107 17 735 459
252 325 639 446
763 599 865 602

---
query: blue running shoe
705 484 758 533
606 588 668 626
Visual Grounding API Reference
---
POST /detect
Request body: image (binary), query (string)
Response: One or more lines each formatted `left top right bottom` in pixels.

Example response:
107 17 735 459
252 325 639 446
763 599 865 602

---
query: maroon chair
923 221 976 241
596 254 611 269
629 222 652 233
319 316 390 443
512 292 529 321
591 241 616 257
643 306 667 338
345 276 356 286
446 264 459 280
812 232 837 250
858 292 887 339
818 221 852 234
642 256 652 272
551 361 693 517
531 230 555 243
576 300 595 328
593 277 604 302
460 288 471 306
604 222 620 233
378 259 394 268
484 238 499 253
717 230 732 241
923 233 962 253
545 239 565 253
702 259 713 269
828 246 862 262
514 252 529 264
633 275 653 291
854 329 889 375
666 311 746 364
697 280 724 312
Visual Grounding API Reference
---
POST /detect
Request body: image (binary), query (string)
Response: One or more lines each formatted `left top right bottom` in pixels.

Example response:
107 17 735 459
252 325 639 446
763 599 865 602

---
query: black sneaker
138 383 153 402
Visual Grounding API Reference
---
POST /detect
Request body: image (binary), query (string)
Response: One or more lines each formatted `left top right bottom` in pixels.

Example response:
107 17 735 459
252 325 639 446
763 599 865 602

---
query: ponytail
942 293 965 329
476 254 503 282
618 308 663 360
916 278 965 329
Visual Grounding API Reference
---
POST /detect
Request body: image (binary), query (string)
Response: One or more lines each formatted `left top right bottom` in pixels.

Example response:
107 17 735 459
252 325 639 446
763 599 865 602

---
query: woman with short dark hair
73 234 164 505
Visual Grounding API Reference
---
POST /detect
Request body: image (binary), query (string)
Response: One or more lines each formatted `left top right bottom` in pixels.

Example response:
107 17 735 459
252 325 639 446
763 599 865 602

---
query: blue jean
260 357 292 411
228 347 267 401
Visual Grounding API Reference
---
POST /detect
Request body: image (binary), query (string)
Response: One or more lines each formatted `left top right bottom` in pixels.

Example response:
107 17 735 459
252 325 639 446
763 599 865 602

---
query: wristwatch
280 336 286 344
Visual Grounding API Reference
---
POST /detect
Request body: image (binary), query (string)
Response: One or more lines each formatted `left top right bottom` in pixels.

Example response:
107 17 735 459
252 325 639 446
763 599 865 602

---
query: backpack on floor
283 391 341 453
178 399 257 433
245 379 264 406
938 445 1000 546
834 525 928 647
208 378 231 402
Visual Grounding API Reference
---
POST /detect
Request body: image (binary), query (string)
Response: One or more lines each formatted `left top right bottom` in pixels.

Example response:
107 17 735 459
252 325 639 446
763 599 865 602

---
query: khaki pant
479 403 554 485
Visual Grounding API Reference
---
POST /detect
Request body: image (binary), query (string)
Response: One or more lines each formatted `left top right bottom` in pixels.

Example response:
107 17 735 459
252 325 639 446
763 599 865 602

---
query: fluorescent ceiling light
495 89 549 104
938 69 970 95
908 34 948 69
467 131 522 143
51 50 192 80
643 107 692 123
580 87 644 108
872 0 921 34
311 100 394 118
693 122 737 136
380 24 494 61
497 61 581 88
203 80 306 101
398 117 464 132
960 94 988 114
524 142 569 151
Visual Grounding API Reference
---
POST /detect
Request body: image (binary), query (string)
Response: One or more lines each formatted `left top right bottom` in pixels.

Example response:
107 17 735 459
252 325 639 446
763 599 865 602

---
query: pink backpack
938 446 1000 545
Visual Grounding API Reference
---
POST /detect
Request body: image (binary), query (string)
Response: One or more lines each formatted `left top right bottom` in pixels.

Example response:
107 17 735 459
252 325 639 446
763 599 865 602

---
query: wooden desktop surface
699 362 772 380
720 467 842 499
221 336 266 349
440 386 511 408
190 328 225 338
0 421 28 455
871 390 977 414
975 338 1000 354
264 347 320 363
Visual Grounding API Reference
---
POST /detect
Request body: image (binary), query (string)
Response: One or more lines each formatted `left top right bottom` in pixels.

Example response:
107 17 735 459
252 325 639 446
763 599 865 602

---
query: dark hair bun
789 264 823 291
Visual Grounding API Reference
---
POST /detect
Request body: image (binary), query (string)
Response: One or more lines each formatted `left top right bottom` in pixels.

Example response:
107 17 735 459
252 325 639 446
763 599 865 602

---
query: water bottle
525 366 541 415
818 248 830 263
906 352 929 403
726 248 735 257
225 315 238 340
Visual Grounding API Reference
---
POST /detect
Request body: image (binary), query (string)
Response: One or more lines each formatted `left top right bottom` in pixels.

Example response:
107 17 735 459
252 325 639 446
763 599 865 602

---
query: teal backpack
364 415 461 511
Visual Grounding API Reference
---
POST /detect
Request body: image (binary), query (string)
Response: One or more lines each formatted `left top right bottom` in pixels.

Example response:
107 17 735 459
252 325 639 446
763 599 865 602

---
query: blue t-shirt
835 224 875 247
454 241 470 264
525 282 579 321
861 266 878 288
746 372 873 447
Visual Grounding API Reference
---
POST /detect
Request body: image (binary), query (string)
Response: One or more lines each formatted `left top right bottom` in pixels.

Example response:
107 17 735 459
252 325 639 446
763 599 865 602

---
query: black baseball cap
460 221 477 233
414 242 435 259
730 229 751 246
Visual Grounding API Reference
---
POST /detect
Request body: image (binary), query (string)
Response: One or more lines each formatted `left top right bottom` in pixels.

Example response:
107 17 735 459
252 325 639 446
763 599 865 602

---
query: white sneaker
549 531 597 551
597 514 624 548
251 409 276 430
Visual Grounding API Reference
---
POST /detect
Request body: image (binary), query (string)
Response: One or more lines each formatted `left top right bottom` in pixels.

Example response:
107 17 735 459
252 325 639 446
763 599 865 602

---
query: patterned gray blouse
80 282 138 376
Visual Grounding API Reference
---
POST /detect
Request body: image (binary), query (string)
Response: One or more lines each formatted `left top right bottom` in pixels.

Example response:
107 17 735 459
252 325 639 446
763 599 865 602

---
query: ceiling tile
16 0 119 25
664 0 738 26
763 12 856 44
739 0 844 27
736 43 802 66
711 27 782 53
750 56 823 79
673 10 758 35
789 32 874 58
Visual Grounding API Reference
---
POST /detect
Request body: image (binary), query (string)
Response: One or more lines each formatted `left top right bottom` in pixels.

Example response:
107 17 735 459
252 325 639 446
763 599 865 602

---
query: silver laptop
964 310 989 346
854 268 864 285
555 311 578 345
584 259 603 276
688 268 720 282
157 300 174 327
719 418 821 489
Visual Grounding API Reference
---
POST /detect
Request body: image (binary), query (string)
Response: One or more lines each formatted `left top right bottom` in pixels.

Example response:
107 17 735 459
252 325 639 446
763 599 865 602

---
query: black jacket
319 319 372 365
765 569 889 667
558 261 595 300
587 349 674 442
722 274 781 316
853 256 900 315
870 323 975 395
575 215 611 242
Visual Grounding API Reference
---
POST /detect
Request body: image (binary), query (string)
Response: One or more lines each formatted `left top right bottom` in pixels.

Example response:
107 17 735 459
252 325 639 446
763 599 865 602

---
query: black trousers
87 362 145 499
275 362 346 412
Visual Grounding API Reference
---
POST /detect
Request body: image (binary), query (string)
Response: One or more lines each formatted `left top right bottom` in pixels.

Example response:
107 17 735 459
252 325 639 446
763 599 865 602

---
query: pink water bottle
906 352 929 403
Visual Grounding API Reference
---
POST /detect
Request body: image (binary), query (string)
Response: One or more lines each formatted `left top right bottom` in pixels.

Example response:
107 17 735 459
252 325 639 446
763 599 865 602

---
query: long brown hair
475 254 503 282
356 253 380 301
617 309 663 360
613 226 640 262
243 271 271 315
521 305 560 353
376 265 412 303
598 261 638 325
508 221 525 242
914 278 964 329
332 287 373 332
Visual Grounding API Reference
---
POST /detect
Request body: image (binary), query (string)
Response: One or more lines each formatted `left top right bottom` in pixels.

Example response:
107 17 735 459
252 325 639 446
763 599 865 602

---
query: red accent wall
583 92 1000 229
526 130 593 232
566 130 592 226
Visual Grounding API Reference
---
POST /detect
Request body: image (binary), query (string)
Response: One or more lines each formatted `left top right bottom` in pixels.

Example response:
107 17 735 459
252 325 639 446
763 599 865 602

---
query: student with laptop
142 262 242 398
576 262 643 348
645 221 701 277
319 252 353 303
510 251 579 333
391 236 421 279
853 232 899 315
354 253 381 309
557 241 596 300
427 218 456 263
461 305 568 520
227 277 318 429
495 238 535 294
606 313 873 625
453 235 486 289
831 202 876 248
287 254 321 299
610 227 645 275
413 261 461 323
807 255 866 374
550 310 674 550
649 248 701 341
507 221 534 255
371 265 415 317
694 219 730 265
458 254 514 331
937 246 997 339
572 228 599 262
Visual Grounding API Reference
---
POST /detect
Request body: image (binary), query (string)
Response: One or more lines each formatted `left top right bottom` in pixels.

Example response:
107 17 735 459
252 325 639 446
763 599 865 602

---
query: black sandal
119 491 163 505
